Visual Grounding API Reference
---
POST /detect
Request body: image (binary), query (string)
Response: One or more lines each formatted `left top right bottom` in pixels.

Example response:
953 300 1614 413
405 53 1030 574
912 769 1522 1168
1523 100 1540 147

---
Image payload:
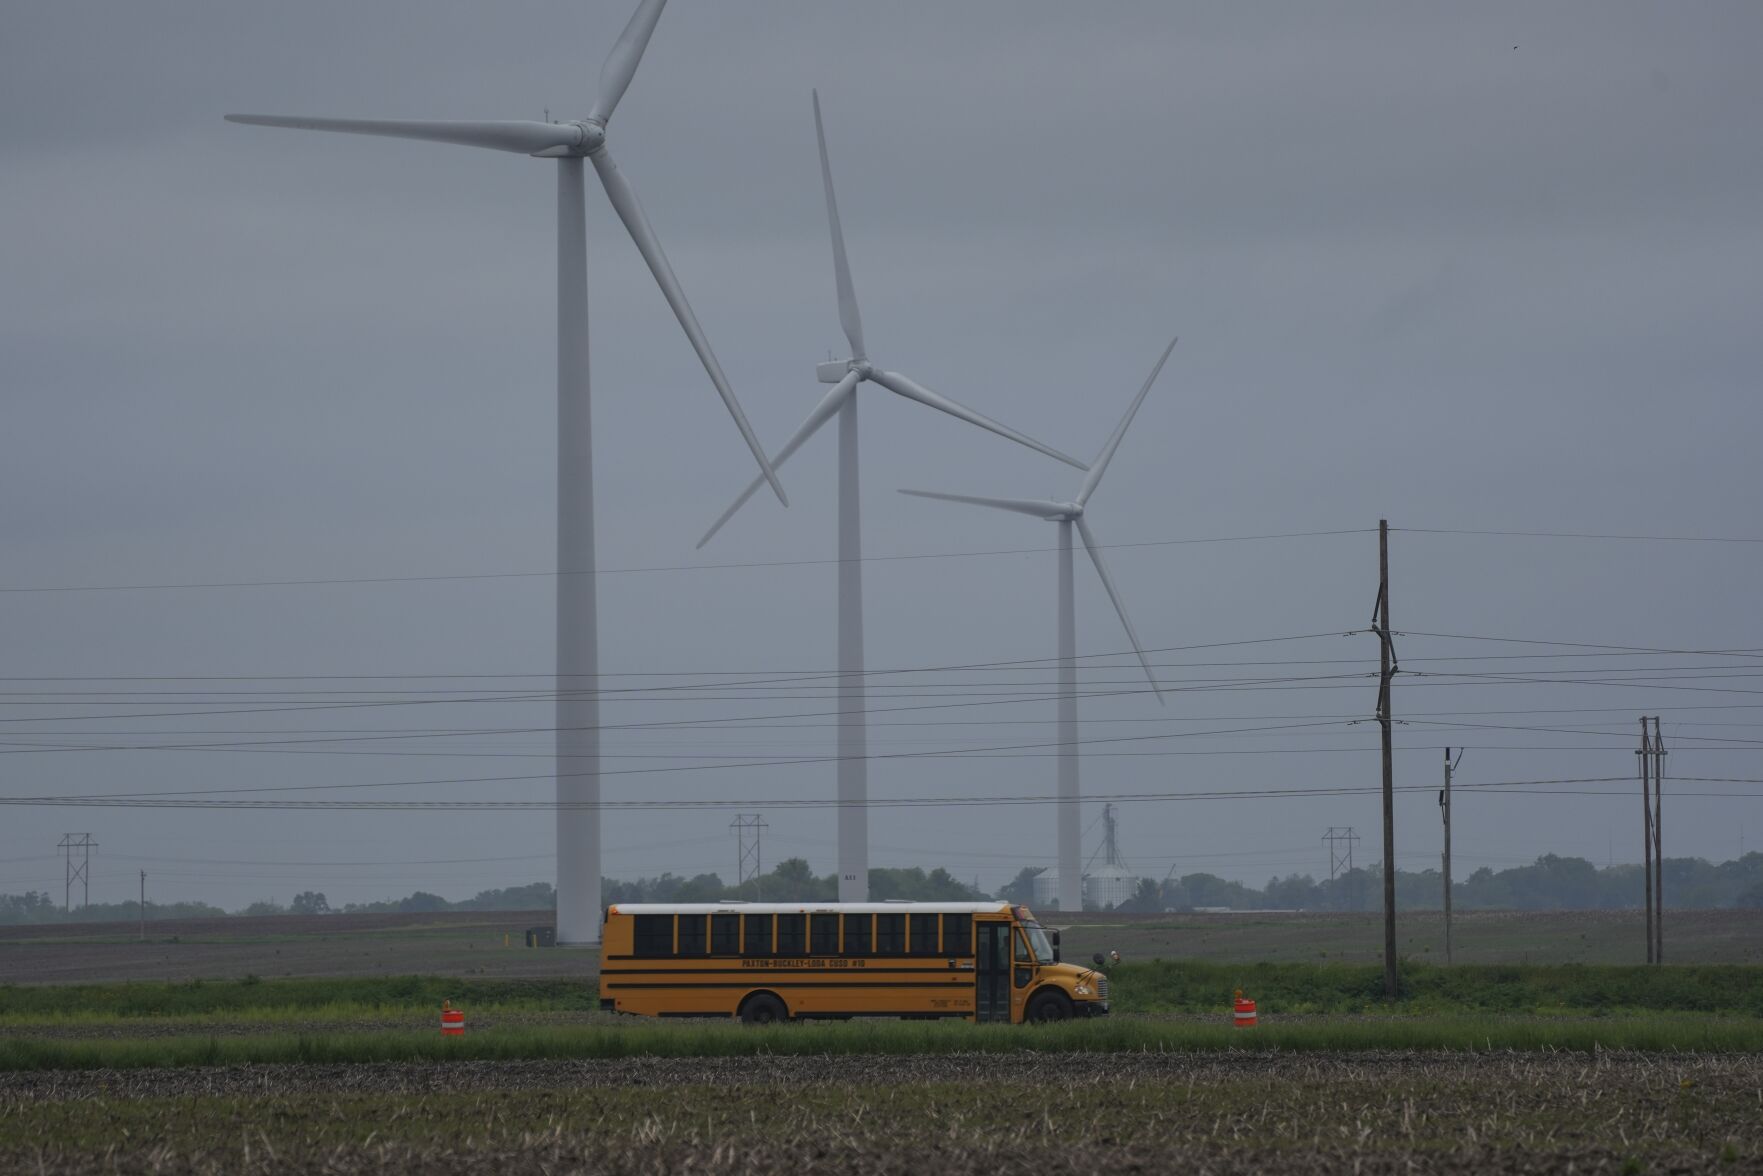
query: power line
0 528 1370 595
21 666 1763 728
4 643 1761 684
0 701 1757 739
5 776 1759 812
0 719 1365 799
7 525 1758 598
1397 527 1763 545
1400 630 1763 657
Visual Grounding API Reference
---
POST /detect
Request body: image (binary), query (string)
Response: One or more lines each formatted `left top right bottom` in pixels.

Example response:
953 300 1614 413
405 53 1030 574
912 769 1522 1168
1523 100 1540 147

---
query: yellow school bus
598 901 1109 1024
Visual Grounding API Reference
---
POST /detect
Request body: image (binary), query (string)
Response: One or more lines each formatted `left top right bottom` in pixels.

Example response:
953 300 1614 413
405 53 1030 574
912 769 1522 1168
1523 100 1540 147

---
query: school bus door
974 919 1011 1022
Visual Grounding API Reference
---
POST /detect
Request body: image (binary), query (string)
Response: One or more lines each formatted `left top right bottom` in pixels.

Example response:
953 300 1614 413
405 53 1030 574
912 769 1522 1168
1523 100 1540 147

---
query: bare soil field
1 1050 1755 1173
0 910 583 984
4 907 1760 985
1054 907 1763 966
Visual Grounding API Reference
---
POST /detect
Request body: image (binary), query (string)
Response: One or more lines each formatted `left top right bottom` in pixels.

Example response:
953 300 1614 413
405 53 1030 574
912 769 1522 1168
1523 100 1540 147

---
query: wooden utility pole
1440 747 1461 965
1652 716 1665 964
139 870 147 942
1375 519 1397 998
1638 717 1654 964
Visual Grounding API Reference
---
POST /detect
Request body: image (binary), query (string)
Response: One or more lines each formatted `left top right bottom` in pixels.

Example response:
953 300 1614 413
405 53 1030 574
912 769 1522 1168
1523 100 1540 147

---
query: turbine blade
897 490 1068 520
813 90 865 362
225 115 581 156
589 0 668 125
1077 334 1177 507
698 372 859 548
869 370 1088 471
1075 517 1163 703
591 145 787 506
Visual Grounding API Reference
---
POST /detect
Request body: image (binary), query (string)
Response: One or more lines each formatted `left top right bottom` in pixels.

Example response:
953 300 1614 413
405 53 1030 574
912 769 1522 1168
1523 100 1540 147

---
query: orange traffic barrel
1233 989 1257 1028
441 1000 465 1037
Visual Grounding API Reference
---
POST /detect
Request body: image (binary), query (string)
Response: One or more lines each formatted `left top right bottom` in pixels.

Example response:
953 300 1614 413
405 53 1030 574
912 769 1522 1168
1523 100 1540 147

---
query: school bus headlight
1074 984 1092 997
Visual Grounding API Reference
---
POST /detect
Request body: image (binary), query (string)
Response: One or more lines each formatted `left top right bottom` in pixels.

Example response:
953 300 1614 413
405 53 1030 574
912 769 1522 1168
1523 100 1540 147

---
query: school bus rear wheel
739 992 789 1025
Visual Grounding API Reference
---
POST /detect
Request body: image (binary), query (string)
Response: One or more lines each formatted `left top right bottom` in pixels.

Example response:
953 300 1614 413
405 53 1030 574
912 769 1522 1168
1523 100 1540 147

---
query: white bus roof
609 901 1016 916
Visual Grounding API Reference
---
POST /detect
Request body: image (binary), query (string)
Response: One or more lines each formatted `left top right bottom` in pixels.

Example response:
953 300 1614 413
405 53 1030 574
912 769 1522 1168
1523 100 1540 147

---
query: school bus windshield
1021 922 1056 964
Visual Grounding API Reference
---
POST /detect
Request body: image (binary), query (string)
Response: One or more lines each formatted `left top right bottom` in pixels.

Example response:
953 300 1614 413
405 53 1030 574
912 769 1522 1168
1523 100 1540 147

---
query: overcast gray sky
3 1 1761 910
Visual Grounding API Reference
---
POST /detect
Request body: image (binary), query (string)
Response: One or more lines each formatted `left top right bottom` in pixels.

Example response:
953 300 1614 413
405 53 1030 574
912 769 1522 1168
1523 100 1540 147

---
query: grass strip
3 1014 1762 1071
8 961 1763 1023
1114 959 1763 1015
0 976 598 1020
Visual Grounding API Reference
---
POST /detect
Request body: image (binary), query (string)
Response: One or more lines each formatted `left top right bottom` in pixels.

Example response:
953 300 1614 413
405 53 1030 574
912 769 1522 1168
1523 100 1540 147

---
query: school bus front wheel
1026 989 1074 1023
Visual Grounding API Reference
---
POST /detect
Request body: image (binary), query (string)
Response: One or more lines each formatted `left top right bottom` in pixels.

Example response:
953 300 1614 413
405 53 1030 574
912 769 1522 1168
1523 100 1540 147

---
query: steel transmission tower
1102 803 1126 870
730 815 767 898
1323 826 1360 909
59 833 97 912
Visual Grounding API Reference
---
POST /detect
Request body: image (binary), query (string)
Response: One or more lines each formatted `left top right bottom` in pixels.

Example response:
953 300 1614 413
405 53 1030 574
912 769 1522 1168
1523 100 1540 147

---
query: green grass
6 960 1758 1027
0 975 596 1020
3 1013 1762 1071
1112 959 1763 1015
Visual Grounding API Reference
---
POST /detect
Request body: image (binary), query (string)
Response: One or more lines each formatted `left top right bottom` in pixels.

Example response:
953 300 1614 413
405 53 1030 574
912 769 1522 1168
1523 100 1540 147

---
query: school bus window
909 913 939 956
711 913 739 955
810 913 839 955
776 913 807 956
842 913 871 956
678 914 708 956
633 914 673 957
741 914 772 957
1013 928 1033 987
876 913 905 955
982 922 1009 970
945 914 972 957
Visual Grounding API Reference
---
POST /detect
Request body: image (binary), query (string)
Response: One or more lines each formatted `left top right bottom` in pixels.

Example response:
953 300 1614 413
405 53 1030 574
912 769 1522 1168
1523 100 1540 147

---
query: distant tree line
6 853 1762 926
0 861 980 926
0 890 229 926
0 881 558 927
998 853 1763 913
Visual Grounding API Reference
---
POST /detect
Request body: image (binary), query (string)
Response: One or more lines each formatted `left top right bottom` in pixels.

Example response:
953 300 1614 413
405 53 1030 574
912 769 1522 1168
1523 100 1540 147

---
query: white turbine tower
900 336 1176 911
698 91 1086 901
227 0 786 946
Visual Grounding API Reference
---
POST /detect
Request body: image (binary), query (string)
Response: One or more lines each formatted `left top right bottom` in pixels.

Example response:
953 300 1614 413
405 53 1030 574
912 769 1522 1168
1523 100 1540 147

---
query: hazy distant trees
0 889 227 926
289 891 330 916
396 891 447 913
1060 853 1763 913
1115 878 1162 913
0 891 58 922
7 852 1763 926
999 867 1045 905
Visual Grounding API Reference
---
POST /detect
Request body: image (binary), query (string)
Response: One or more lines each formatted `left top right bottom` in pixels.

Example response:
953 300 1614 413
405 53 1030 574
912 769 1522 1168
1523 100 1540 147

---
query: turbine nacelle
693 89 1088 552
896 333 1181 703
817 357 872 384
526 121 605 158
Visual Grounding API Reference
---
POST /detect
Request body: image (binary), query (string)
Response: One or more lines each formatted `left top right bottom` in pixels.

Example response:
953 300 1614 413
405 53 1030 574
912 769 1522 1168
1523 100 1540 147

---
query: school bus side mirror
1092 952 1106 969
1051 930 1061 963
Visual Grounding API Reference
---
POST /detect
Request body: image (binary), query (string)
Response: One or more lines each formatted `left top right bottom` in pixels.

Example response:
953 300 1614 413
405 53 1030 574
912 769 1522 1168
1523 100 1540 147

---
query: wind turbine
698 90 1086 901
227 0 785 945
900 335 1176 911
